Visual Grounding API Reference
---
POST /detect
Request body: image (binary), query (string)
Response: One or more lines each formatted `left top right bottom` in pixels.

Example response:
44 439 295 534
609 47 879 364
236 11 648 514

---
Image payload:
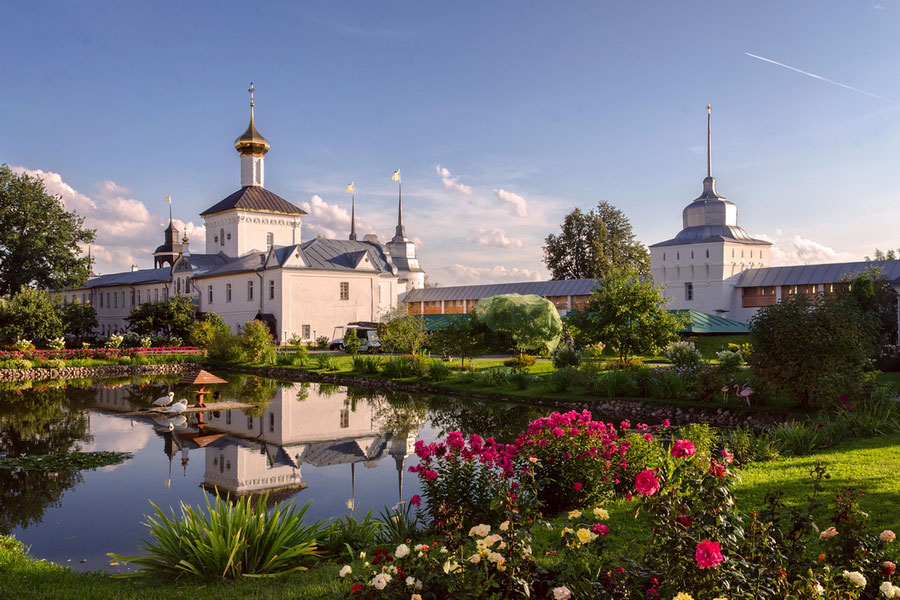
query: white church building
51 87 425 342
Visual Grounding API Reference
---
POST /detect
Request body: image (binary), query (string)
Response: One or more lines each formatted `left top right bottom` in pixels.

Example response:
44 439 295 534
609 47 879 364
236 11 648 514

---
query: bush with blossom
513 410 630 513
341 524 536 598
409 432 530 534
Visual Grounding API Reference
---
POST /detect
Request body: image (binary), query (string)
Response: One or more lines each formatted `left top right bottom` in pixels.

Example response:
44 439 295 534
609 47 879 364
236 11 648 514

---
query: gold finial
249 82 255 108
707 104 711 112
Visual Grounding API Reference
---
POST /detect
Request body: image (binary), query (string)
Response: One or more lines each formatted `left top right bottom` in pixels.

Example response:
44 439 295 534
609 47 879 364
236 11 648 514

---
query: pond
0 373 550 572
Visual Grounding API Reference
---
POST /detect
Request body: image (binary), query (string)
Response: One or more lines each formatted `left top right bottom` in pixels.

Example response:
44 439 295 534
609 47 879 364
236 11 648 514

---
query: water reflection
0 374 543 569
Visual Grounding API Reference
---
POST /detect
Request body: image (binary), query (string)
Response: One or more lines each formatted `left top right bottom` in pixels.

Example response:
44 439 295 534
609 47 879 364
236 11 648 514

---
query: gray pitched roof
737 260 900 287
191 239 395 279
298 239 393 273
200 186 308 216
70 267 172 290
403 279 598 303
650 225 771 248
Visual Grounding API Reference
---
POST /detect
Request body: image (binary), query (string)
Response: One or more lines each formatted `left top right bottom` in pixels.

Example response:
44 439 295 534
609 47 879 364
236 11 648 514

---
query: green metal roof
418 310 748 335
670 309 749 334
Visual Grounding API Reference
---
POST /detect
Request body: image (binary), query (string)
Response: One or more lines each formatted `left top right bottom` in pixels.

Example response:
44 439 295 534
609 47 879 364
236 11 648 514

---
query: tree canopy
59 300 98 339
566 267 682 362
749 292 879 408
472 293 562 355
0 166 95 297
0 287 64 343
125 296 197 340
430 314 488 366
542 201 649 280
378 307 430 356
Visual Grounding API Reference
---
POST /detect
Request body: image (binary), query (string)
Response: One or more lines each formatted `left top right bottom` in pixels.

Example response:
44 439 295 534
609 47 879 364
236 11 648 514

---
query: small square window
340 282 349 301
302 324 311 339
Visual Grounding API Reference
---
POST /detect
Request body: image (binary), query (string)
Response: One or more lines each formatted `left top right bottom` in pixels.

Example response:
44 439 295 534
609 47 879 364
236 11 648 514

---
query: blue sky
3 1 900 283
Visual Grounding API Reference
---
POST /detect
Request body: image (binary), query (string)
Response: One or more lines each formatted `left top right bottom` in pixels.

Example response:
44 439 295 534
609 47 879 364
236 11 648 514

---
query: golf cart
329 322 381 353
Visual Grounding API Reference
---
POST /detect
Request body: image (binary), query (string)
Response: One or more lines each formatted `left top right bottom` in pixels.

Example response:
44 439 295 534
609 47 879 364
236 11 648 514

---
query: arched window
706 249 709 258
220 228 225 247
247 280 254 301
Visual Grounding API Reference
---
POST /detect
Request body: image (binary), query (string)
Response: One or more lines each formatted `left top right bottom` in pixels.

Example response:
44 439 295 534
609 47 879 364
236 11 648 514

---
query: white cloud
299 194 378 240
468 227 524 248
753 231 856 265
435 165 472 195
444 263 543 285
493 188 528 217
10 166 180 273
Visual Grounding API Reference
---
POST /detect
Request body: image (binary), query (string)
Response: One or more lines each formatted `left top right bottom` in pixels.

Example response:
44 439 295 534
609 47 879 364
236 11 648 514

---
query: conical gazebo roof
178 369 228 385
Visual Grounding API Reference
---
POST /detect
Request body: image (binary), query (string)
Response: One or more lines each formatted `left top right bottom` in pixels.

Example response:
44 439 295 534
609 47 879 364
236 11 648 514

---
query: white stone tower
649 106 771 319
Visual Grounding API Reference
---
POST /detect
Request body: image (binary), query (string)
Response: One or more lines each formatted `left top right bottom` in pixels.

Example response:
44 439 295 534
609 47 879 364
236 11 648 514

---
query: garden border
0 362 200 382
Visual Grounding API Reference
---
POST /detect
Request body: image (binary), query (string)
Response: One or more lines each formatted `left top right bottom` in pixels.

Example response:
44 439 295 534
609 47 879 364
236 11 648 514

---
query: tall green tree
125 296 196 340
543 201 649 280
0 166 95 296
567 267 682 362
0 287 64 342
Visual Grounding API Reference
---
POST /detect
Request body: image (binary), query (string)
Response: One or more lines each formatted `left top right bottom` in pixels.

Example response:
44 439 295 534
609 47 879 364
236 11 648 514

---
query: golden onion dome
234 114 270 155
234 82 270 155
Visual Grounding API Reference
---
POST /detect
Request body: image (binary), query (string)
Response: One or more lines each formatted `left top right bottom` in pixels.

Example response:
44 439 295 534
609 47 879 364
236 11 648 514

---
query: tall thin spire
350 192 357 241
249 82 255 120
392 170 404 240
695 104 723 201
706 104 712 178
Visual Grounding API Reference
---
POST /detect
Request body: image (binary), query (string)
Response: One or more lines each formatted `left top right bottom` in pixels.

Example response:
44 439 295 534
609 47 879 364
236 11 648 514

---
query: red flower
573 482 583 491
591 523 610 536
634 469 660 496
709 463 727 478
671 439 696 458
350 584 364 594
695 540 724 568
410 494 421 507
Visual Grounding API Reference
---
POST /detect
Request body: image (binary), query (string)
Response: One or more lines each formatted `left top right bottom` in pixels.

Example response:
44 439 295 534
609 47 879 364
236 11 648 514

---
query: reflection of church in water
94 382 421 502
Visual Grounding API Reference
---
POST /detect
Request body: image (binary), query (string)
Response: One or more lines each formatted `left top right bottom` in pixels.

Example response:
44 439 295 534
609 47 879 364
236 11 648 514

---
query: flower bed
0 346 201 363
376 411 899 599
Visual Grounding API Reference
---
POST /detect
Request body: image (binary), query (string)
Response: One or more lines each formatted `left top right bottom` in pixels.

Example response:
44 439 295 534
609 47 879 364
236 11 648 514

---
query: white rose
406 576 416 587
338 565 352 578
499 520 510 531
394 543 410 559
843 570 867 587
880 581 895 598
468 553 481 564
487 552 503 564
468 524 491 537
552 586 572 600
370 573 391 590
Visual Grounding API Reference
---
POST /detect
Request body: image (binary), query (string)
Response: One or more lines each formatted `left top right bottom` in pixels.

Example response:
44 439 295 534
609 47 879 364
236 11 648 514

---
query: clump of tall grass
315 354 338 371
109 493 324 580
425 359 453 381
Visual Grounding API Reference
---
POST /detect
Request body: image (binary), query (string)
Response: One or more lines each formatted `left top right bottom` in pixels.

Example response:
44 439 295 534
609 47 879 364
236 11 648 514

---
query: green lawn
4 433 898 599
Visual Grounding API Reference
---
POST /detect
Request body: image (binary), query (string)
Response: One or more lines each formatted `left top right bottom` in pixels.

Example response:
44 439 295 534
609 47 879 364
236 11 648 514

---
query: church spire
347 182 357 241
234 82 269 187
696 104 723 201
392 170 404 240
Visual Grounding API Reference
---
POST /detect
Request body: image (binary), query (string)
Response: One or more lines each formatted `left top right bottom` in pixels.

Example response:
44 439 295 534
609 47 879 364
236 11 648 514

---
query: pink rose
635 469 660 496
573 482 583 491
671 439 696 458
410 494 421 507
591 523 610 536
695 540 724 569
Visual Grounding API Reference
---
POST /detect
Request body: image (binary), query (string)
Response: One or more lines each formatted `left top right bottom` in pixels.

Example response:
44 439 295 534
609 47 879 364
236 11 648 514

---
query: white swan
166 400 189 414
153 392 175 407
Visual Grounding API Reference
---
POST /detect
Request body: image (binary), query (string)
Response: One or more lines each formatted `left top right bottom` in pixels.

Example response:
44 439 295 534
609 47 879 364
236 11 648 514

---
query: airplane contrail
745 52 898 104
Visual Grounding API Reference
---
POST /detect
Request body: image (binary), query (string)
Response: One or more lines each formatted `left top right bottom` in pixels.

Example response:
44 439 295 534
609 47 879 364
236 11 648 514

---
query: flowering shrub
47 337 66 350
665 341 703 372
342 525 535 598
514 410 630 512
410 432 525 533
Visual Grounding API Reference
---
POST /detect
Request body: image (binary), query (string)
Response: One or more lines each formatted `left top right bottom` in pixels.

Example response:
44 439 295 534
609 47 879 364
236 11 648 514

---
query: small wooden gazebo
178 369 227 407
